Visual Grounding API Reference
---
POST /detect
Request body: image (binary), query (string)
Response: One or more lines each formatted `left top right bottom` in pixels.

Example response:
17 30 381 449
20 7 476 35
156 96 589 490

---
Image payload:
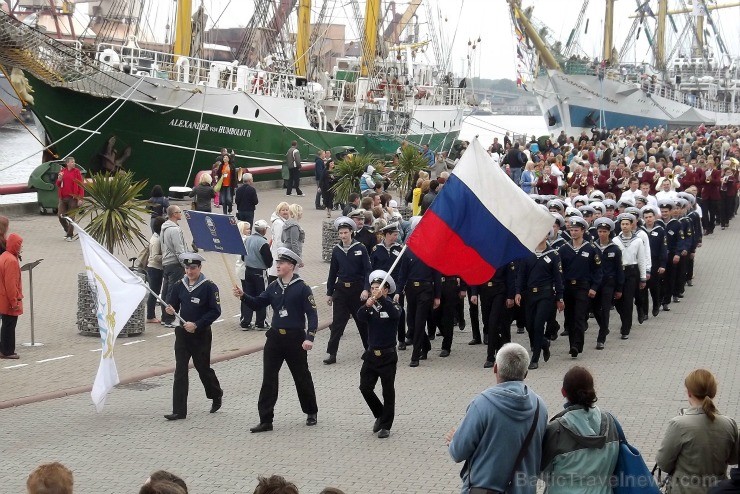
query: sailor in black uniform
370 223 405 349
676 198 693 298
660 200 683 311
641 205 667 318
681 192 702 287
473 261 516 369
324 216 371 364
546 213 568 340
164 253 223 421
515 235 564 370
591 218 623 350
233 247 319 433
357 270 402 439
349 209 377 254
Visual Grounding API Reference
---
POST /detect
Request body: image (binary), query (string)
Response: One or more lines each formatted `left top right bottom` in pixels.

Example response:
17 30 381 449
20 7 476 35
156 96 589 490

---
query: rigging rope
183 84 208 187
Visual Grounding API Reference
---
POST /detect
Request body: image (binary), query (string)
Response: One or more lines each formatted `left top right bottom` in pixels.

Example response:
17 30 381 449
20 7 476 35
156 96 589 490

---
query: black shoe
569 347 578 358
255 324 270 331
240 322 252 330
373 418 381 433
377 429 390 439
458 321 466 331
638 313 645 324
687 280 693 287
439 349 450 358
397 342 406 351
560 330 569 336
428 334 435 340
547 333 559 341
596 342 605 350
164 413 185 421
677 293 684 299
483 360 494 369
652 307 660 317
468 339 481 345
436 331 442 337
543 345 551 362
210 397 222 413
483 335 489 345
306 413 317 426
662 305 671 311
250 423 273 433
409 360 419 367
528 361 539 370
405 338 413 345
323 355 336 365
672 296 681 303
516 328 525 334
620 334 629 340
419 352 428 360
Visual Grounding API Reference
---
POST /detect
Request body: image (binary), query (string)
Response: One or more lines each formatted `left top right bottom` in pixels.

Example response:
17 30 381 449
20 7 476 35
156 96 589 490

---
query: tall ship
0 0 465 188
508 0 740 136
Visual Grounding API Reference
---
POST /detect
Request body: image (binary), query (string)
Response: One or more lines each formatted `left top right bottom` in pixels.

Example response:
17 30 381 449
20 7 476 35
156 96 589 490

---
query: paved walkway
0 186 738 493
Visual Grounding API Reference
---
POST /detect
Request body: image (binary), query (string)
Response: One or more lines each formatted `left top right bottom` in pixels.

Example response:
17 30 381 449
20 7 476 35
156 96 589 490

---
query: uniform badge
308 295 316 308
543 256 551 263
214 292 220 305
581 251 590 258
354 251 362 256
594 255 601 265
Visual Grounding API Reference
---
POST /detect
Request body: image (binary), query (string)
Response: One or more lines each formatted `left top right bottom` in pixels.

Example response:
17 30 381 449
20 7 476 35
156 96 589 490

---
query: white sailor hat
276 247 302 266
347 208 366 219
538 204 550 213
603 199 618 209
640 205 660 217
379 222 399 234
334 216 356 231
547 199 565 211
179 252 206 266
573 195 589 205
677 192 695 205
589 190 606 200
564 206 583 218
617 197 635 208
551 212 566 228
578 205 596 216
590 201 605 214
634 195 648 204
624 207 642 217
658 199 675 210
369 269 396 294
616 212 637 224
675 198 688 208
529 193 541 203
567 216 589 229
594 217 615 231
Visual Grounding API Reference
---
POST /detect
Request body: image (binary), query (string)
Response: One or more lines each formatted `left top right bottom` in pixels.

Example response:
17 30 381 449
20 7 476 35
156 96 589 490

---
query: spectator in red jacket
0 233 23 359
55 156 84 241
0 215 8 254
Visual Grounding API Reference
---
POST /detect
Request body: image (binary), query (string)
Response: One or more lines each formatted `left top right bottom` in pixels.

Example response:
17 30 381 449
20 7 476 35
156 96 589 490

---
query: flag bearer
164 253 223 421
591 218 624 350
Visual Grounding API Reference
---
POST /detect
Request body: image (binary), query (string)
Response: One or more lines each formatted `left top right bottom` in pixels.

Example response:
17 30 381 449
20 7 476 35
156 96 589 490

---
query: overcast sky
179 1 740 80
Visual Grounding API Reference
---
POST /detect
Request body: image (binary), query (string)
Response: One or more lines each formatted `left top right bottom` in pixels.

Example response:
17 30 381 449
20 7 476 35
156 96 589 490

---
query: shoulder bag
469 401 541 494
609 414 661 494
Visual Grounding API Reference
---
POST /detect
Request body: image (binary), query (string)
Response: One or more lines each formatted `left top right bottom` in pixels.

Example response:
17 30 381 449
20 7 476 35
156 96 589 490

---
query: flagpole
68 218 187 325
378 243 407 292
220 253 239 289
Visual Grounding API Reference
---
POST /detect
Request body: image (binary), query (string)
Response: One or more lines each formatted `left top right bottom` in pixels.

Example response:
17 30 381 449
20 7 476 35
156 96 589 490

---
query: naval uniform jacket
645 225 668 273
558 241 603 291
395 249 442 298
167 275 221 332
516 249 564 300
357 296 402 350
242 275 318 341
370 241 402 272
594 242 625 292
664 219 684 257
327 241 371 296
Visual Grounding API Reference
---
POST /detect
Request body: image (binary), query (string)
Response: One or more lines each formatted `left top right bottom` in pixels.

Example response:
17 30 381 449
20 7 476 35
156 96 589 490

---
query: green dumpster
27 160 87 214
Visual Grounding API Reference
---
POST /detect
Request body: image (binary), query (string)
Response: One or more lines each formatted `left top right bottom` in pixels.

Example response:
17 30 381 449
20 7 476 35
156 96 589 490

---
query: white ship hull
533 70 740 136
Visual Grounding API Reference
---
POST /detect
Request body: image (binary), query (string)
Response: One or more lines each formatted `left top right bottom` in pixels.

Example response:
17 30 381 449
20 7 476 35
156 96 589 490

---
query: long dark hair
563 366 598 408
151 185 164 198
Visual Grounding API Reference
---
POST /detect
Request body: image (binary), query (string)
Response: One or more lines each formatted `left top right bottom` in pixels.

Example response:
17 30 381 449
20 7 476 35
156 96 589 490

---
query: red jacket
56 166 84 199
0 233 23 316
536 175 558 195
700 169 722 201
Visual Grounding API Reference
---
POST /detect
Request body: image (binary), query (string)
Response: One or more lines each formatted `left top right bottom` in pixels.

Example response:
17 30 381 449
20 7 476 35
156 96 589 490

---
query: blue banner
184 210 247 255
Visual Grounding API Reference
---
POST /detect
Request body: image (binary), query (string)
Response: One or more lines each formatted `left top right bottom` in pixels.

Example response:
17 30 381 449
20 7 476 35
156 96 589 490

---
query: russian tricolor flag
406 138 554 285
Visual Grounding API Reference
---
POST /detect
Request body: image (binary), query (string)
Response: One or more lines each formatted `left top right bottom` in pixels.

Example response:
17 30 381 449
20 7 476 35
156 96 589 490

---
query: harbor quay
0 185 738 493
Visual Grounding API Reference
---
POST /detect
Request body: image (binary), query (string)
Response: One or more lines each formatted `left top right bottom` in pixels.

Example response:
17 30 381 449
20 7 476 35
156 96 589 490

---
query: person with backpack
285 141 305 196
147 185 169 233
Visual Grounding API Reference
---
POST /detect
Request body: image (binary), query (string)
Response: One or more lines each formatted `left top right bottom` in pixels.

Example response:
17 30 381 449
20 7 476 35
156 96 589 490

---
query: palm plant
392 144 429 200
74 171 150 253
330 153 377 205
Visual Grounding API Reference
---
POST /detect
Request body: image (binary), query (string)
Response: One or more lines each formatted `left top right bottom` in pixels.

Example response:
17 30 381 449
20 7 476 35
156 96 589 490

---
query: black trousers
702 199 719 233
662 257 678 305
286 167 303 195
172 326 222 417
481 285 510 361
675 255 688 296
720 192 734 227
236 211 255 227
432 279 458 351
396 293 406 343
0 314 18 356
592 279 615 344
326 282 367 356
686 256 695 283
146 267 163 319
359 349 397 430
405 283 433 361
524 289 553 364
241 268 267 326
259 329 317 424
616 266 639 335
564 283 589 353
646 270 662 315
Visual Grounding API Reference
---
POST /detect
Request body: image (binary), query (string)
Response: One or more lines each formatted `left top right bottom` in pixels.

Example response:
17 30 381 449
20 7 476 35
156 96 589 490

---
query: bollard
20 259 44 347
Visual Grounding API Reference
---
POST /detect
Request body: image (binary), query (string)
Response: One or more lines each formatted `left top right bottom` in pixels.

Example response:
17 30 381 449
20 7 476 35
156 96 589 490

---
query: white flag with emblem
73 223 147 412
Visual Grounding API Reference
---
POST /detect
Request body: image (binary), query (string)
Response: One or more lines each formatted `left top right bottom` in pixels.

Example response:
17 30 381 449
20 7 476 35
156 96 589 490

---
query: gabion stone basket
77 272 146 337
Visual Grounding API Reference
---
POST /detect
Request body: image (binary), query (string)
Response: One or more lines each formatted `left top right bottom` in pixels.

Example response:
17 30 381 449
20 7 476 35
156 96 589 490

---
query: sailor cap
551 213 566 228
578 205 596 216
617 197 635 208
616 213 637 224
594 217 615 231
369 269 396 294
589 190 606 200
658 200 675 210
276 247 302 266
573 195 589 205
564 207 583 218
348 209 366 219
602 199 618 209
568 216 589 229
334 216 357 231
547 199 565 212
624 207 642 217
179 252 206 266
590 201 605 213
640 205 660 217
379 222 399 234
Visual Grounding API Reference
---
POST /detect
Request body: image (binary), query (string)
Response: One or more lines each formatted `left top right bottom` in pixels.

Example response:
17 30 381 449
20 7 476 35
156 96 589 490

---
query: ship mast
693 2 704 58
602 0 615 63
655 0 667 70
506 0 560 70
173 0 192 57
360 0 381 77
295 0 310 77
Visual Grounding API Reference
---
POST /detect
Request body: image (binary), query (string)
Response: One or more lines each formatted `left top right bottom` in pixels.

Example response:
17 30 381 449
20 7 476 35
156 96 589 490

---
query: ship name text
554 74 618 105
168 119 252 137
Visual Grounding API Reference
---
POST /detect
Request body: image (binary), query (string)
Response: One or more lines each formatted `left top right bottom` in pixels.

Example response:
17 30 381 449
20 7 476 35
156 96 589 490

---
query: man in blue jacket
446 343 548 494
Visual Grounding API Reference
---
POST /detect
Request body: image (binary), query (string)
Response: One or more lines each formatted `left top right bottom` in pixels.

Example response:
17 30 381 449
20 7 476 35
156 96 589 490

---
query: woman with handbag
541 366 620 494
189 174 216 212
656 369 739 494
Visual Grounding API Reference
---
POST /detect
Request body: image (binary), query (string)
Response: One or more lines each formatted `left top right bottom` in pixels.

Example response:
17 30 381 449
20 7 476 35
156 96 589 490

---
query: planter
77 272 146 336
